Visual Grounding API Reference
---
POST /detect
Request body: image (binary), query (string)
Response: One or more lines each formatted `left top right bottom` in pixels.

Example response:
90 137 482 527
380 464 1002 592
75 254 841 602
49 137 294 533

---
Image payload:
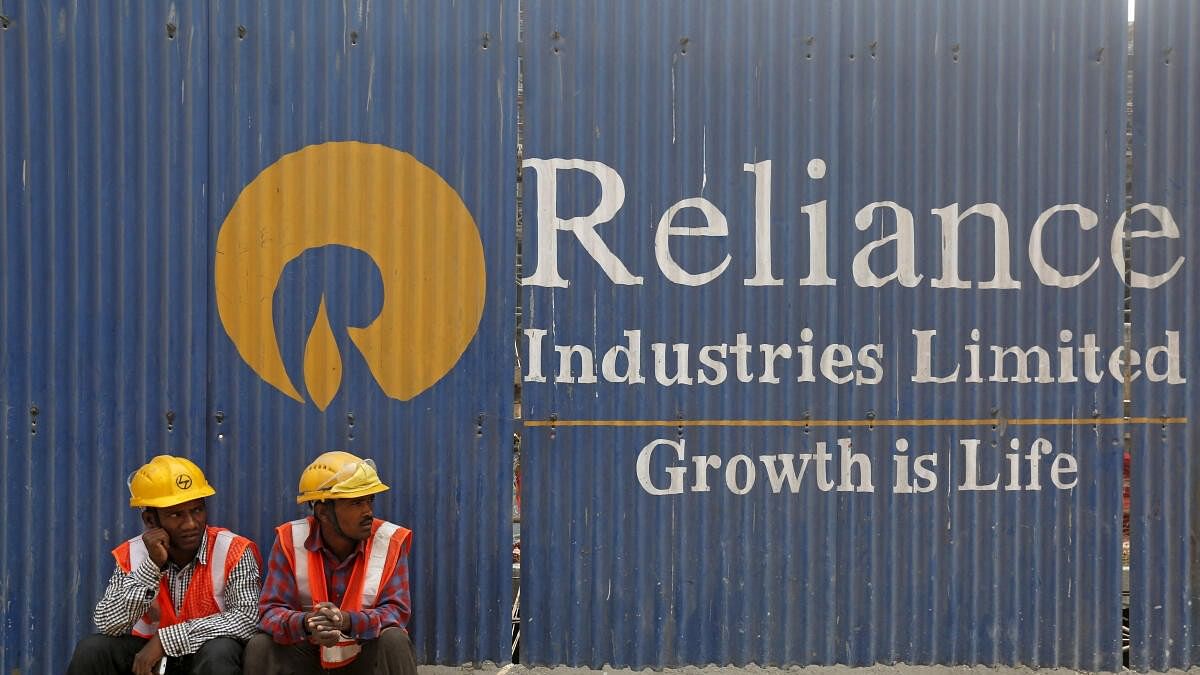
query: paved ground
422 664 1142 675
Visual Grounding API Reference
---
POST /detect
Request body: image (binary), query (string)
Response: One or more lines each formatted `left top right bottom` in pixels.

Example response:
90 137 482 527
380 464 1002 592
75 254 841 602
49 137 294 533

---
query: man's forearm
260 605 310 644
346 603 405 640
158 606 259 656
92 562 160 635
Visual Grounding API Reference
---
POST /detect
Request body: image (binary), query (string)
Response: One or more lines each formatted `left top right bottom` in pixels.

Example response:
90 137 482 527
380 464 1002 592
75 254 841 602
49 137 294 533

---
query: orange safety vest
112 526 257 638
277 516 412 669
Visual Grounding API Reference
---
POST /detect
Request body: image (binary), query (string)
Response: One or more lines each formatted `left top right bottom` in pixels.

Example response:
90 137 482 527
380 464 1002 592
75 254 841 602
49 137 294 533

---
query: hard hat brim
296 481 389 504
130 484 216 509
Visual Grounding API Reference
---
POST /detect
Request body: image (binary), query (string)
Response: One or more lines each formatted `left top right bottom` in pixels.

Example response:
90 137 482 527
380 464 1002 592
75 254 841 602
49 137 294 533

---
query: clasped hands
305 601 352 647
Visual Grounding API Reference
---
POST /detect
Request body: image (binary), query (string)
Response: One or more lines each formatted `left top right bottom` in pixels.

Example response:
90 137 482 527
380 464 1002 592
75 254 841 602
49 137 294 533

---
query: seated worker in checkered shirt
67 455 262 675
244 451 416 675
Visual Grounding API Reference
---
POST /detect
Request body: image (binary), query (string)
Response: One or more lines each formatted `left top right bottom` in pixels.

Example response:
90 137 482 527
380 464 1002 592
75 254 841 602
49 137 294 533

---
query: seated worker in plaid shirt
67 455 262 675
244 451 416 675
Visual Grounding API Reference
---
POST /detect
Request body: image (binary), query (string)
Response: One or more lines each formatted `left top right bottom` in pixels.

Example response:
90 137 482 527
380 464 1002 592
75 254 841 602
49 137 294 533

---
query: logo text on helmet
175 474 193 490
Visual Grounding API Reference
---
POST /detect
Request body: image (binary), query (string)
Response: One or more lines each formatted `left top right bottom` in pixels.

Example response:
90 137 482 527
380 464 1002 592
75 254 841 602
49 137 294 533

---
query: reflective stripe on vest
322 641 362 665
209 529 236 612
288 519 313 608
128 533 157 637
360 522 400 608
128 537 150 568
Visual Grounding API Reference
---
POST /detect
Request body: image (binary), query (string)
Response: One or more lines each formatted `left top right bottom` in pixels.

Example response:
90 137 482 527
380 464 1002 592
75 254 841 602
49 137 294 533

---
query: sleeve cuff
347 611 374 639
130 559 163 594
157 623 190 657
289 612 309 642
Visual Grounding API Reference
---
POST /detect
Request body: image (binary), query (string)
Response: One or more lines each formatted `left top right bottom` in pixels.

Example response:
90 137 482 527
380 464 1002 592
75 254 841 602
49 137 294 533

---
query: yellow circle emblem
215 142 486 408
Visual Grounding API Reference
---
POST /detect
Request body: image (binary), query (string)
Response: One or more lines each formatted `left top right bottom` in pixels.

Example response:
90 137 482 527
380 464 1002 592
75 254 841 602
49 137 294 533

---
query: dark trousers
242 628 416 675
66 634 243 675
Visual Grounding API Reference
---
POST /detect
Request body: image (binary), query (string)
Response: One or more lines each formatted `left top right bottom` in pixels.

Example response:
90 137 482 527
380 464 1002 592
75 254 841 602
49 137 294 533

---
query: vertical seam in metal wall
204 0 214 469
513 0 526 663
1124 14 1135 425
1122 5 1135 668
18 5 33 668
0 3 8 659
0 0 11 659
66 0 82 641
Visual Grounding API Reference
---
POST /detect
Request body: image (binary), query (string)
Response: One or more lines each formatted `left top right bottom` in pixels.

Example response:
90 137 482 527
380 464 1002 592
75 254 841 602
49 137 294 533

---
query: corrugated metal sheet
519 0 1127 669
1 3 213 672
204 0 516 665
0 1 515 671
1129 0 1199 670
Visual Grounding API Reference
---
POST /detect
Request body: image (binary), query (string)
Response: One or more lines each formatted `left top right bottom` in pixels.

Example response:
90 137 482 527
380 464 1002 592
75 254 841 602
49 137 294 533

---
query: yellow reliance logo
215 142 486 410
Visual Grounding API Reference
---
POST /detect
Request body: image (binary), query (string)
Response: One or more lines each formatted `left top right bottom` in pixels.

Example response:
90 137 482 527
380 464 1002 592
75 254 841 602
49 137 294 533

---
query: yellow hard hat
297 450 390 504
128 455 216 508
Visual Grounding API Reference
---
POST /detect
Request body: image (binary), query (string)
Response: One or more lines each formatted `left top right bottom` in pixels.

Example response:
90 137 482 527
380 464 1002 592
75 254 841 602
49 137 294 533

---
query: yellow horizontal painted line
524 417 1188 428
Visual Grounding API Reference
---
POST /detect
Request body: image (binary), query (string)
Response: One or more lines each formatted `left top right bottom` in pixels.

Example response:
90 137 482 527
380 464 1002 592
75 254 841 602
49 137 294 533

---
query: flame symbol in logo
215 142 486 410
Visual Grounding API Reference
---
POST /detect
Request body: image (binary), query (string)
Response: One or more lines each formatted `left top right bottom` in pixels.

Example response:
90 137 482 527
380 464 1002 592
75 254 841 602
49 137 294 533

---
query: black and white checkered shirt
92 529 261 657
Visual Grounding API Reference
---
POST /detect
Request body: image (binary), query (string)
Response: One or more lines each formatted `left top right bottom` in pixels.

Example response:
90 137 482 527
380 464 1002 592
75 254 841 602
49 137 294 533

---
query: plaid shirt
258 520 411 644
92 529 262 657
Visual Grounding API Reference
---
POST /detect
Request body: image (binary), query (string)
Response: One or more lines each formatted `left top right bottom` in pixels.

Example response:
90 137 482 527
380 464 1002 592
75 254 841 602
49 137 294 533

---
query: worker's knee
191 636 243 675
379 627 413 653
241 633 274 673
376 628 416 675
66 634 144 675
70 634 114 661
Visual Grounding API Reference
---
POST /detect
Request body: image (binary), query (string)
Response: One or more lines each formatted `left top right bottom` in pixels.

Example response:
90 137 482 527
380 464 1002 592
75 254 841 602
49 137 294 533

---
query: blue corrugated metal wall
0 1 515 671
1 2 213 671
519 0 1126 669
203 0 516 665
5 0 1199 671
1130 0 1199 670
